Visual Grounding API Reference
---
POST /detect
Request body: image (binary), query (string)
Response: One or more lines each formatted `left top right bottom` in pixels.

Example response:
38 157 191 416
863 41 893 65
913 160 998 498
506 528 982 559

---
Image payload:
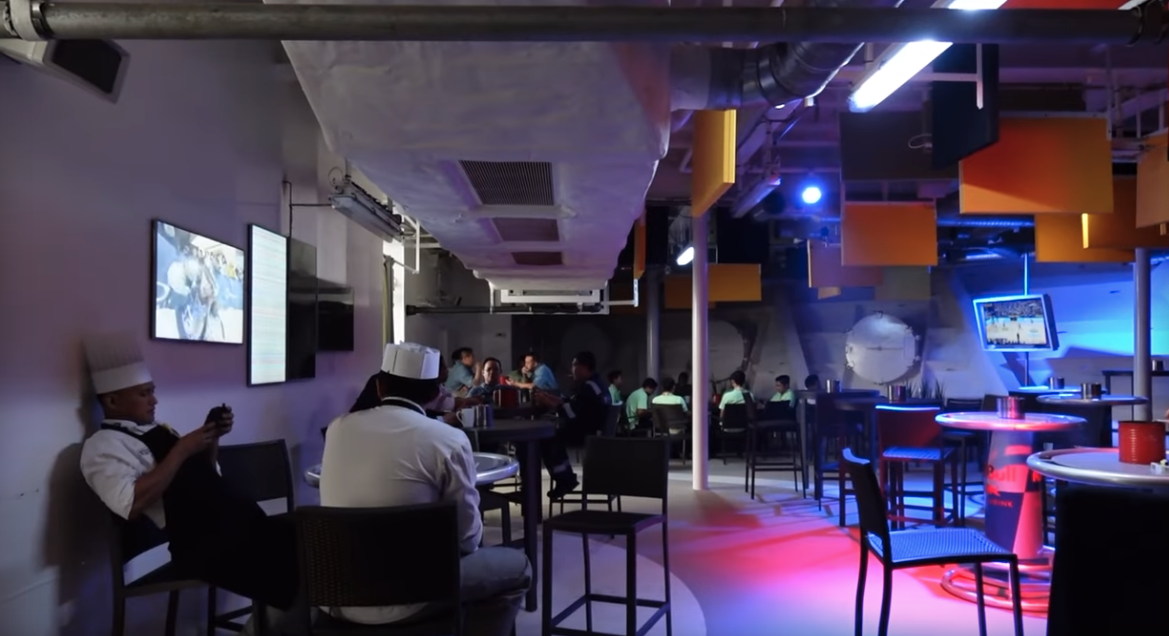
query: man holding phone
79 332 301 635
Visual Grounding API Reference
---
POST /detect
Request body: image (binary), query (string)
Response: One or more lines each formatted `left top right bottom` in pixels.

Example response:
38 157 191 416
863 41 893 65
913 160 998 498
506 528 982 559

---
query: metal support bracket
6 0 48 40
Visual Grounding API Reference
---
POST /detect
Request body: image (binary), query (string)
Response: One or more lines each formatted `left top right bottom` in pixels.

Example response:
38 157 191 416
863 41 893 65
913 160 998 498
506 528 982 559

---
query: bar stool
875 405 961 529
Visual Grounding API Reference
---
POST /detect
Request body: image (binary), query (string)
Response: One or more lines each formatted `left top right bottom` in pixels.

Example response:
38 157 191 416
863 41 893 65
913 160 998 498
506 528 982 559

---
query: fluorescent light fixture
800 185 823 206
676 246 694 266
847 0 1006 113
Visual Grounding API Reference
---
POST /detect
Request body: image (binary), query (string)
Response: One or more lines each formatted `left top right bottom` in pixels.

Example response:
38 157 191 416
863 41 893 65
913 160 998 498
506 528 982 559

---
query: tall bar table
935 411 1084 612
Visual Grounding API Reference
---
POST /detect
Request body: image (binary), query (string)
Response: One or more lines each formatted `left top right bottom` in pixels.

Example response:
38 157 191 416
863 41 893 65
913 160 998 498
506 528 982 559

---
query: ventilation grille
493 218 560 242
459 161 554 206
512 252 563 266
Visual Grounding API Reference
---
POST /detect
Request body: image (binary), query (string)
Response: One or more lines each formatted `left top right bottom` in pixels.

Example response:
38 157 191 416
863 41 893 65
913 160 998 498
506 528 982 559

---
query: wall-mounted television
287 238 318 381
152 220 245 344
247 225 288 385
318 283 355 352
973 294 1059 352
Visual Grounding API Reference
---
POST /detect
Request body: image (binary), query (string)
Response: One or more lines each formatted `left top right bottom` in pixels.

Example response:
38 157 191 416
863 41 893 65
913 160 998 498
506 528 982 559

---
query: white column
1134 248 1152 420
646 269 661 381
691 213 710 490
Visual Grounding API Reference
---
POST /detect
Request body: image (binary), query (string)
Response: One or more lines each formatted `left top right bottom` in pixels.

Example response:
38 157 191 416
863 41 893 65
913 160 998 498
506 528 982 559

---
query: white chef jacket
319 399 482 626
79 419 216 529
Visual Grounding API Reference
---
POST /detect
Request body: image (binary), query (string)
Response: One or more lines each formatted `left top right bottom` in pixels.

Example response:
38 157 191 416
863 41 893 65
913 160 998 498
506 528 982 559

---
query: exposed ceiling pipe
406 305 604 316
812 215 1034 228
3 4 1157 42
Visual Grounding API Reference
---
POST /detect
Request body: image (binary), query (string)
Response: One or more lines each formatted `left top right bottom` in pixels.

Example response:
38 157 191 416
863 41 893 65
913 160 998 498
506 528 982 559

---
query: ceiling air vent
493 217 560 242
459 161 554 206
512 251 563 266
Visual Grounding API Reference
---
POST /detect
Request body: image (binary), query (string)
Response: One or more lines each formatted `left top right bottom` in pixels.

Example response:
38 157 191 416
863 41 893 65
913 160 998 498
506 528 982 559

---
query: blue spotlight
800 185 823 206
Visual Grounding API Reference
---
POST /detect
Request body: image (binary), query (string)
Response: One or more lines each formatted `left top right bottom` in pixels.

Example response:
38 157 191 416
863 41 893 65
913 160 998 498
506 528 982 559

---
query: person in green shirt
651 378 689 412
607 370 624 405
625 377 658 430
769 374 796 407
718 370 753 420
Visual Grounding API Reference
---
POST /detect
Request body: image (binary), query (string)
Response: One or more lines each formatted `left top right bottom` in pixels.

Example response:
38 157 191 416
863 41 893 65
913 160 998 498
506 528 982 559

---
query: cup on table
1081 383 1103 399
457 407 479 429
1117 421 1166 464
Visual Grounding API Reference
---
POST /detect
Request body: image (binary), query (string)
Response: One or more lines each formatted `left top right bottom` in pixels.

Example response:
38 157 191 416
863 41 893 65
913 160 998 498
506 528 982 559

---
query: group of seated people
78 333 622 636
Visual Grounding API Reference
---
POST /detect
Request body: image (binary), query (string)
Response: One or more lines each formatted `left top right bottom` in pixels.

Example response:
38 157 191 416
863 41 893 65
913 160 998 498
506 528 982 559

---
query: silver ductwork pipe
672 0 905 110
810 215 1033 228
2 4 1161 42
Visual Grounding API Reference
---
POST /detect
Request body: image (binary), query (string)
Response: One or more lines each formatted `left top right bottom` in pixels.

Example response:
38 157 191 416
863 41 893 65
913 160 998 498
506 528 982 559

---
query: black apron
102 422 299 609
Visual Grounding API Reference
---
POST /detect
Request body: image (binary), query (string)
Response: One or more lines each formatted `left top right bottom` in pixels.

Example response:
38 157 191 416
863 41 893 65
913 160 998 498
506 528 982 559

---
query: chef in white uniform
320 342 530 636
78 332 304 635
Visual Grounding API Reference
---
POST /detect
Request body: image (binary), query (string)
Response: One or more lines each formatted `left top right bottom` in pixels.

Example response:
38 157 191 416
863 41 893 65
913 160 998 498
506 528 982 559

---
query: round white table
935 411 1085 612
1026 447 1169 489
304 452 519 488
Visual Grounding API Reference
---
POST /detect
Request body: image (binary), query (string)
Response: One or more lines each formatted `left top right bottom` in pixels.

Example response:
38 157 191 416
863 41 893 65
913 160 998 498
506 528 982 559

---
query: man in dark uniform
532 351 611 499
79 332 301 634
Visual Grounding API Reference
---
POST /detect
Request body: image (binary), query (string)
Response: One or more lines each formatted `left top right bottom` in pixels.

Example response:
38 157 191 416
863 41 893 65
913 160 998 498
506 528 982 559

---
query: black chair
650 403 690 465
108 513 206 636
212 440 295 634
843 449 1024 636
542 437 673 636
551 405 624 517
941 397 988 519
718 401 753 464
746 401 803 499
296 503 463 635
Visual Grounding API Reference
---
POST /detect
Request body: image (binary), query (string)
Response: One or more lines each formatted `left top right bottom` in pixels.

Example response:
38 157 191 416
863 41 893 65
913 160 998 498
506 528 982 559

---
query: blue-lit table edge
934 411 1086 612
1035 395 1148 407
1026 446 1169 490
304 452 519 488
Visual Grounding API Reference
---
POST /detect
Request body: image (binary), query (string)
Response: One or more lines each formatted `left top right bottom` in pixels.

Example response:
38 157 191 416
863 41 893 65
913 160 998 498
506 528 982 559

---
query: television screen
318 283 355 352
973 294 1059 352
153 220 245 344
247 225 288 385
287 238 318 381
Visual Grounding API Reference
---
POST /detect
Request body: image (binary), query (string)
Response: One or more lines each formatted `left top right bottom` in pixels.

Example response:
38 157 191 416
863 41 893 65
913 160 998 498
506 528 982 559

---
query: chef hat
84 332 153 395
381 342 440 380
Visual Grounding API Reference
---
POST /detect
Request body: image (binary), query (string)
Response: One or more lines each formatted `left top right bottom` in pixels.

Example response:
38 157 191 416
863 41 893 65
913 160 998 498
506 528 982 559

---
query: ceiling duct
671 0 905 111
460 160 555 206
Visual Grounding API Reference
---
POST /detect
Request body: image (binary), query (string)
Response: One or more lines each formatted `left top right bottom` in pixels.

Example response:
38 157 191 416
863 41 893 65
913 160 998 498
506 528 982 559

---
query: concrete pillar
1134 248 1152 420
691 213 710 491
645 268 661 382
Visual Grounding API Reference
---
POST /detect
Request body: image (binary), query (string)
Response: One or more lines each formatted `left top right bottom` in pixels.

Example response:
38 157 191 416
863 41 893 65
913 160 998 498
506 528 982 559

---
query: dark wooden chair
650 403 690 465
108 513 206 636
296 503 464 635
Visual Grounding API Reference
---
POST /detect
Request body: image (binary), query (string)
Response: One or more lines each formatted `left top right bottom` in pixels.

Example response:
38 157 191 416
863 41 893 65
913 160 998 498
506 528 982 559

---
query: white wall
0 42 383 635
404 250 513 365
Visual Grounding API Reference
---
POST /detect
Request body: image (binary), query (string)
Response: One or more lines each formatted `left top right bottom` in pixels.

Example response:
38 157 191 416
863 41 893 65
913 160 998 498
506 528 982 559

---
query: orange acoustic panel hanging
632 211 647 280
691 109 736 217
959 117 1113 215
807 241 883 288
1083 177 1169 249
840 202 938 266
664 264 761 309
1035 213 1133 263
1136 133 1169 228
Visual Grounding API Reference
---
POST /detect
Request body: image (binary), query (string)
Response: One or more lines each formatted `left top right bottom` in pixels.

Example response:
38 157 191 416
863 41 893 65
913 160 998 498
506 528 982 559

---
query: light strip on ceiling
847 0 1006 113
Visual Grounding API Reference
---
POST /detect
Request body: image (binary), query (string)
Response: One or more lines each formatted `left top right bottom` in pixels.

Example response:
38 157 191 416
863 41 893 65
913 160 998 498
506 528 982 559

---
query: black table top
472 418 557 443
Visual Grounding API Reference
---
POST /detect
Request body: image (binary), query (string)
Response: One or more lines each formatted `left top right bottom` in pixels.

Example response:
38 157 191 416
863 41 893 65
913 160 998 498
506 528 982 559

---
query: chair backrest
602 404 622 437
841 449 892 555
981 394 1005 411
721 403 751 429
581 437 670 505
761 400 796 422
217 440 294 510
651 404 689 434
296 503 462 615
875 406 943 451
944 398 984 413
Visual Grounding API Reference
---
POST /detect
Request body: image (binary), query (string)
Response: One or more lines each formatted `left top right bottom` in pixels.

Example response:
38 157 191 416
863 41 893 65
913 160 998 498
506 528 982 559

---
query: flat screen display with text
248 225 288 385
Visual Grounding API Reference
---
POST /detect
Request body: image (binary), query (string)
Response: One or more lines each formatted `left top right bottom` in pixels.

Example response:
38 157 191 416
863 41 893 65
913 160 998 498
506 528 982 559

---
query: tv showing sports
153 220 245 343
247 225 288 385
973 294 1059 352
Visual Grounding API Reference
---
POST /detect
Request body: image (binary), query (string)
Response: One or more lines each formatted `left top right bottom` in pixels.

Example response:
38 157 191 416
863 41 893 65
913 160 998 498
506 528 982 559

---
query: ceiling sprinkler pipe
812 215 1033 228
4 4 1160 43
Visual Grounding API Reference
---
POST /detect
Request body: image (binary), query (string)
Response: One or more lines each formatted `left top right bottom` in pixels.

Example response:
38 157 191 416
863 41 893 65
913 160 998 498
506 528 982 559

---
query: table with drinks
935 396 1085 612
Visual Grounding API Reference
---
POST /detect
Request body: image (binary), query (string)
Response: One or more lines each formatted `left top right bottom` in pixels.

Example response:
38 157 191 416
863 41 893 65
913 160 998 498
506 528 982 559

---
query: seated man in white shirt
320 343 530 636
78 332 303 635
